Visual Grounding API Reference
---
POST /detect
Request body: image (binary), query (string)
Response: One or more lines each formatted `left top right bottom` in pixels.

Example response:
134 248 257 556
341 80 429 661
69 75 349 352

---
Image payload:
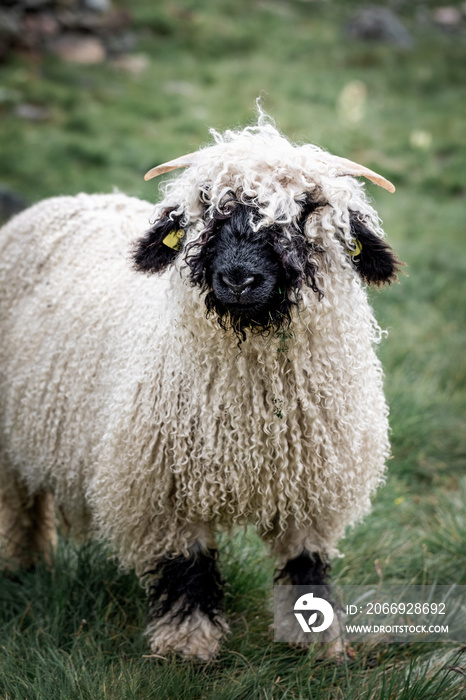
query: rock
50 35 106 63
0 186 27 222
14 103 51 120
55 10 109 32
21 0 51 9
104 30 136 55
0 9 21 41
23 13 60 40
345 6 414 49
0 1 131 62
0 9 21 59
55 7 131 33
433 6 462 26
83 0 112 12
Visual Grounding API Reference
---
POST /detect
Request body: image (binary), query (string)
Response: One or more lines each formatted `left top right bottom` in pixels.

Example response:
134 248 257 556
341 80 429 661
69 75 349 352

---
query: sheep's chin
204 290 293 342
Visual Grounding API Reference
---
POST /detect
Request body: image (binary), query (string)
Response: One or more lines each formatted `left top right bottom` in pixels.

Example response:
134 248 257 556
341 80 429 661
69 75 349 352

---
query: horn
330 155 395 193
144 151 199 181
144 147 395 191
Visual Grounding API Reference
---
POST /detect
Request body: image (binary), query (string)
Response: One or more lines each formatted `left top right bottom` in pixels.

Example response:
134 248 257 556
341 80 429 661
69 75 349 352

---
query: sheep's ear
133 208 185 274
348 211 401 286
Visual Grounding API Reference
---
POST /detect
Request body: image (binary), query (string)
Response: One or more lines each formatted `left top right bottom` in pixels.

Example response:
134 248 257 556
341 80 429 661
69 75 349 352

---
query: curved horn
144 151 199 181
330 155 395 193
144 147 395 191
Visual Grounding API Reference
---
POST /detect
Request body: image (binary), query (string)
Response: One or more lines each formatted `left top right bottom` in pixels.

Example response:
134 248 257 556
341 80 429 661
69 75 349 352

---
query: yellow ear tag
349 239 363 257
162 229 185 251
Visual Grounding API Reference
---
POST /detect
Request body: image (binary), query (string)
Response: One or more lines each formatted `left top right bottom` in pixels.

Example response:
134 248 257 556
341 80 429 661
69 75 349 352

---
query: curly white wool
0 120 390 575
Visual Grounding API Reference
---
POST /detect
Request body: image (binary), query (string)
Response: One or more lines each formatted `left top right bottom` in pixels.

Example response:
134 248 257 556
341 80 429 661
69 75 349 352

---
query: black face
185 203 317 341
133 198 401 343
207 206 281 311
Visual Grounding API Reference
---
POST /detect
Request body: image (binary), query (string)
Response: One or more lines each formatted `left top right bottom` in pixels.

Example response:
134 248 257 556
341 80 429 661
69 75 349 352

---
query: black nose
222 274 255 295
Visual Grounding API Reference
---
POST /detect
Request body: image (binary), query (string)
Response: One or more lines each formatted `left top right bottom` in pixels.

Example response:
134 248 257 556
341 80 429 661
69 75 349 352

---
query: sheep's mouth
204 288 294 342
222 300 263 312
211 290 278 318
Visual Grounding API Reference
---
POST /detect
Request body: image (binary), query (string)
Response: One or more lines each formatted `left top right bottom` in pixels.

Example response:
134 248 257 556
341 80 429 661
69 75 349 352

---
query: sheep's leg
270 524 345 656
145 535 229 661
0 477 57 571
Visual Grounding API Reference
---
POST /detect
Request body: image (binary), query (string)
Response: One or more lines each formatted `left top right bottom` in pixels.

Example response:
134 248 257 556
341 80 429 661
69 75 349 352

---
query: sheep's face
184 202 322 339
200 205 282 314
134 198 324 340
133 193 400 342
134 119 401 340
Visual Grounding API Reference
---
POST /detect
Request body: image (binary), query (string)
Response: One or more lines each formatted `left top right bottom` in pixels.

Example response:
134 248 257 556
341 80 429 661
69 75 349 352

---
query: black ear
133 207 185 274
349 211 401 286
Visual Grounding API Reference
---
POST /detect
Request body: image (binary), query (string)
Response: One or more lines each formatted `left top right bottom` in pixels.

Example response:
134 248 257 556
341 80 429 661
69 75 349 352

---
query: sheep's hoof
146 608 229 662
321 637 351 663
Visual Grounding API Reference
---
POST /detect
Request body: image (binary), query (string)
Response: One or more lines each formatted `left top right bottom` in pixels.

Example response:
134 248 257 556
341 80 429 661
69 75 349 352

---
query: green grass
1 0 466 697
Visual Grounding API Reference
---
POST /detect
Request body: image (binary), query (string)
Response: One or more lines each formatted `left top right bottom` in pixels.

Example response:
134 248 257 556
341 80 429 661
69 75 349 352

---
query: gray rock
0 9 21 40
104 30 136 55
0 186 27 222
345 6 414 49
21 0 52 9
83 0 112 13
15 103 51 120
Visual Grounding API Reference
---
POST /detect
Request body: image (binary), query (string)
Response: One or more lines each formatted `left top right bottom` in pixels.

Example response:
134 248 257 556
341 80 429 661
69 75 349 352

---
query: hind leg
0 476 57 570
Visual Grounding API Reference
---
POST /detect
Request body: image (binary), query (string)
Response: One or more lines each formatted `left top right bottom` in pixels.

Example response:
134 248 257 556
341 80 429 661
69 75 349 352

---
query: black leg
274 549 343 650
275 549 331 588
147 545 225 628
275 549 334 624
145 544 228 660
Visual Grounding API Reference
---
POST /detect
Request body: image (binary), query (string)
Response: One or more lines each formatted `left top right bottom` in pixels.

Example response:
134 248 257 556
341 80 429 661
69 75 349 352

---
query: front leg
145 538 229 661
271 524 345 655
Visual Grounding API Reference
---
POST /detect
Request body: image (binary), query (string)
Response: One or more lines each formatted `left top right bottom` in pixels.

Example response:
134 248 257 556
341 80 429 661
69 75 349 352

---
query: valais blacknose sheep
0 114 400 660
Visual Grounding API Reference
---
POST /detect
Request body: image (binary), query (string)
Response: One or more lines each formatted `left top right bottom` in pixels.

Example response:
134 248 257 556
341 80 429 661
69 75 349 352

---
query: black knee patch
275 551 343 638
275 551 335 622
146 546 225 627
275 550 331 586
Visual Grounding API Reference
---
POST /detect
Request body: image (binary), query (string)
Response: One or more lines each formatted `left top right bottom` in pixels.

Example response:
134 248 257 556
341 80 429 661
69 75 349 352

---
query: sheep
0 113 400 661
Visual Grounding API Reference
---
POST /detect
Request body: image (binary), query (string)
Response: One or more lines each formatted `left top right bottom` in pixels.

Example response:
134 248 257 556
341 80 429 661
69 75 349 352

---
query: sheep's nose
222 274 255 295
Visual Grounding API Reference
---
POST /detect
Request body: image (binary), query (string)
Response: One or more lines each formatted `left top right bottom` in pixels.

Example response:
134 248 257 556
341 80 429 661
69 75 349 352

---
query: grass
1 0 466 697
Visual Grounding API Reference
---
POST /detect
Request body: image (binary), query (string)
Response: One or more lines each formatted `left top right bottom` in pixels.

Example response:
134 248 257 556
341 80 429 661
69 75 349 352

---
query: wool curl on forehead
150 117 385 244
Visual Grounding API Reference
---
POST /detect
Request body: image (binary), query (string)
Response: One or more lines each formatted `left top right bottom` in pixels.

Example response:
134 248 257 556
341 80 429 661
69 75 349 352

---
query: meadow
0 0 465 697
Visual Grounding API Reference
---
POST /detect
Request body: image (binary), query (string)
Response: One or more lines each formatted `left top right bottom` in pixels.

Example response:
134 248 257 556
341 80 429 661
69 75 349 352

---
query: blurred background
0 1 465 698
0 0 464 203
